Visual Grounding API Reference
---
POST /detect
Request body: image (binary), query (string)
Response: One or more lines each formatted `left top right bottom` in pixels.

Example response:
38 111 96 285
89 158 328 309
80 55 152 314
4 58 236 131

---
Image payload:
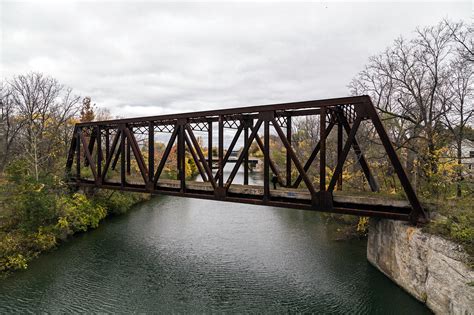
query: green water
0 195 430 313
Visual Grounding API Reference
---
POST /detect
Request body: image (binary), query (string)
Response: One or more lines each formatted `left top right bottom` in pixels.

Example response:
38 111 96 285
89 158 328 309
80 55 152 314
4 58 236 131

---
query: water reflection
0 168 430 313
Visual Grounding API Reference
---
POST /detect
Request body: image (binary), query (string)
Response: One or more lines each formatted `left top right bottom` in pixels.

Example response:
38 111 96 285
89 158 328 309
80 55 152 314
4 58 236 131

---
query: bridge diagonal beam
339 113 379 192
213 122 244 182
271 117 316 198
123 126 149 184
328 116 362 191
83 128 97 168
101 129 121 182
249 127 284 187
111 139 122 170
184 133 208 182
79 129 97 180
292 119 336 188
153 126 179 186
96 126 102 184
225 118 263 189
365 103 427 223
66 127 78 174
185 125 217 189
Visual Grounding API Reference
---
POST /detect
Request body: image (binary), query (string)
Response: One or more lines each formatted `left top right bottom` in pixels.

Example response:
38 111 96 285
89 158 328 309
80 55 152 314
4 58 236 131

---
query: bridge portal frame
66 95 427 223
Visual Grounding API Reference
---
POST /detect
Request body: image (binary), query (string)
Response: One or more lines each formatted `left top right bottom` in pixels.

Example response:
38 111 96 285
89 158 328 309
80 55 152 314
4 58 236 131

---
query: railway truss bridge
66 96 428 223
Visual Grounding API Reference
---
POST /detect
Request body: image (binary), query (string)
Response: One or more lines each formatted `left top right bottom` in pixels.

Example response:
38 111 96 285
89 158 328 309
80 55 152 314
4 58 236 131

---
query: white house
460 139 474 176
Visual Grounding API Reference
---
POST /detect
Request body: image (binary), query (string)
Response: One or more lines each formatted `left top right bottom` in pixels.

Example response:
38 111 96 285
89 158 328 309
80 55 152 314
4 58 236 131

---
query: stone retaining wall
367 219 474 315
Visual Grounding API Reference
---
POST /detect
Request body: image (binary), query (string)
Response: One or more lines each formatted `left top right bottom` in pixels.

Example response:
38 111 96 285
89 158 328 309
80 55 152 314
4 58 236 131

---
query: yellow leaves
356 217 369 235
33 228 57 251
56 217 69 229
388 187 398 195
33 183 45 192
5 254 28 271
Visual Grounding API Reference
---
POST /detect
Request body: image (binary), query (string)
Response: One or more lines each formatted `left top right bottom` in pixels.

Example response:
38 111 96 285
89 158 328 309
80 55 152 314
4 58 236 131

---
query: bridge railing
66 95 427 223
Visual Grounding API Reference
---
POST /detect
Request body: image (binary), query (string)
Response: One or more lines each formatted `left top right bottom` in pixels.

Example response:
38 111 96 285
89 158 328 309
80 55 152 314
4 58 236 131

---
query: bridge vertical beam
286 115 292 187
126 128 131 175
76 130 81 182
148 121 154 185
243 118 250 185
320 107 326 192
177 119 186 193
263 116 270 201
105 128 110 162
120 124 126 187
337 116 343 190
207 119 213 170
96 126 102 185
218 116 224 189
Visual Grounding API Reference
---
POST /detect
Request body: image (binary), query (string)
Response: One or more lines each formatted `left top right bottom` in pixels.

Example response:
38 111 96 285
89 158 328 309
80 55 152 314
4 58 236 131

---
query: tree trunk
456 137 463 197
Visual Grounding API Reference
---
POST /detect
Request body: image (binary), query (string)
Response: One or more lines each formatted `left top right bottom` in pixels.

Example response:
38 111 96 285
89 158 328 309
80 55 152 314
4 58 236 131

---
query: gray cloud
1 1 470 118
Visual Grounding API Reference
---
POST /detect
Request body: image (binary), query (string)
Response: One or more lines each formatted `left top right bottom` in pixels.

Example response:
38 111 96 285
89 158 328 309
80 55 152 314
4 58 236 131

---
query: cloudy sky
0 1 470 118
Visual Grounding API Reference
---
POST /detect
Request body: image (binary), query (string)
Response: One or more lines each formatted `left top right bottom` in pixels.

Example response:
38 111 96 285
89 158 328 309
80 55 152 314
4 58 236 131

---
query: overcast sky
0 1 471 118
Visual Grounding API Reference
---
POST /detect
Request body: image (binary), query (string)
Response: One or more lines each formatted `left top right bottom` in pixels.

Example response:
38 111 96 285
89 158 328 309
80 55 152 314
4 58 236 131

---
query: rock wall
367 219 474 315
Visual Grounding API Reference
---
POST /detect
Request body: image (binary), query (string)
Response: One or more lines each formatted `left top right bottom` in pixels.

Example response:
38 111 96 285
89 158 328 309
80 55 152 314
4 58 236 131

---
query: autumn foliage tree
80 96 95 123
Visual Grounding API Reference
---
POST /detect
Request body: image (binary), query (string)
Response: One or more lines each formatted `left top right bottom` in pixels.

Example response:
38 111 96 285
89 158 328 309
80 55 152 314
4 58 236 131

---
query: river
0 171 430 313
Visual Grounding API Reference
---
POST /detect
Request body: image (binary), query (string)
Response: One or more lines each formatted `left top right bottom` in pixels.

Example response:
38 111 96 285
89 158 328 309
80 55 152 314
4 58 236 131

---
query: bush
92 191 145 215
424 198 474 264
55 193 107 236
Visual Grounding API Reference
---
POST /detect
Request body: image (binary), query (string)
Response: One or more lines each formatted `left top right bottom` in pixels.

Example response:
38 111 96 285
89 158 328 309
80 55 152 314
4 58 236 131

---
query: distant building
460 139 474 176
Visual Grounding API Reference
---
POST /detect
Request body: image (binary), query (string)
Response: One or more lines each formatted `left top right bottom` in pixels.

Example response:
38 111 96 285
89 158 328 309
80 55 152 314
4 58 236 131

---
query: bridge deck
74 178 412 220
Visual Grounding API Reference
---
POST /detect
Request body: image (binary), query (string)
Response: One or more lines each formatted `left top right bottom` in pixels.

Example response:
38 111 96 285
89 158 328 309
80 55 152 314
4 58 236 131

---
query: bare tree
444 19 474 63
350 21 455 186
0 82 26 172
442 57 474 196
7 73 80 180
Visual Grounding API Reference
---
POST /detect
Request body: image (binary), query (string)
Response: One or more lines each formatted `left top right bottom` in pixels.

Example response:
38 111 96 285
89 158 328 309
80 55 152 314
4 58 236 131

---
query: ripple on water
0 196 430 314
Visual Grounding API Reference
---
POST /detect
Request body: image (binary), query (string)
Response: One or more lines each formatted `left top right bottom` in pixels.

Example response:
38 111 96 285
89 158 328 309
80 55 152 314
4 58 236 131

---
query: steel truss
66 96 427 223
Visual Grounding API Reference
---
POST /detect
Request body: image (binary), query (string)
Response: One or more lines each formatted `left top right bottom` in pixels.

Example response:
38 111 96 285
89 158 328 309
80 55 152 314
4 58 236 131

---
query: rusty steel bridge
66 96 427 223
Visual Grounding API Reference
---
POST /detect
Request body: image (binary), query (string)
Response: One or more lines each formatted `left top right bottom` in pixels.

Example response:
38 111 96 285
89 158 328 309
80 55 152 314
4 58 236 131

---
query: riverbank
368 218 474 314
0 187 149 278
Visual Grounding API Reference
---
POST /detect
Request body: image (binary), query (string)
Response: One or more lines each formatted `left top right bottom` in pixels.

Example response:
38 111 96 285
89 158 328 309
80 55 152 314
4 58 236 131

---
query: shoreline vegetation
0 164 149 277
0 156 206 277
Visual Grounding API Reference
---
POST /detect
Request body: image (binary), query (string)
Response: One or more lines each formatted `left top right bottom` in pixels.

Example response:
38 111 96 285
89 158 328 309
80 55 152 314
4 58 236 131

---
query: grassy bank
423 197 474 266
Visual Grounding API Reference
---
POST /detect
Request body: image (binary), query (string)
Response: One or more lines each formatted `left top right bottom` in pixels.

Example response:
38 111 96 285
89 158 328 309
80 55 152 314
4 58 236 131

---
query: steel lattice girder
66 95 427 223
